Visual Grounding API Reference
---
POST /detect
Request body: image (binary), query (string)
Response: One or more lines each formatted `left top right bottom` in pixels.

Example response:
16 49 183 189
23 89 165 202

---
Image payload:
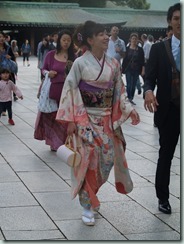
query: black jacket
122 45 144 75
143 38 177 127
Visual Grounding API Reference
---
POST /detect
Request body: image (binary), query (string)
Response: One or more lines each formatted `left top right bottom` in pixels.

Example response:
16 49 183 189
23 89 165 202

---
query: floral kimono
56 51 134 209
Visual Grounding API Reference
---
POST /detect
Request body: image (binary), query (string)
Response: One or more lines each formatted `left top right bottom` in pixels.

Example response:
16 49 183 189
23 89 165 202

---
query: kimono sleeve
112 59 133 130
56 58 89 126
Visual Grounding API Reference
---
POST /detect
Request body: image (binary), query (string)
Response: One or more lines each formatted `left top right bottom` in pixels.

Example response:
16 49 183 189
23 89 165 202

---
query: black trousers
0 101 12 119
23 53 29 61
156 103 180 201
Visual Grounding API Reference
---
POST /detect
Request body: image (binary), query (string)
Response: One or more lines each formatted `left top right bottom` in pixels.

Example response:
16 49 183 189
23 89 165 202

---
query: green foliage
113 0 150 9
128 0 150 9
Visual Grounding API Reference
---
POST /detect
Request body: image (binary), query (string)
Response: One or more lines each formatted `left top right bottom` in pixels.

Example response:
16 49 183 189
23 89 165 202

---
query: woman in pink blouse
34 30 75 151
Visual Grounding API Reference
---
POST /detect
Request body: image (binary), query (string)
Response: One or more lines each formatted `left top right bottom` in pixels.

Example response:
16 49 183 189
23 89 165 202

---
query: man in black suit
143 3 180 214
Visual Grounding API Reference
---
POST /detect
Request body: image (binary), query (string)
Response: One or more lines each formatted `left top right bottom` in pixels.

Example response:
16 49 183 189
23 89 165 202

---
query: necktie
175 45 180 72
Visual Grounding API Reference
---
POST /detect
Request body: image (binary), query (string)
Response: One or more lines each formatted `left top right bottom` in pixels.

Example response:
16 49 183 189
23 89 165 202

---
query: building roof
0 1 126 27
83 8 168 29
1 0 178 30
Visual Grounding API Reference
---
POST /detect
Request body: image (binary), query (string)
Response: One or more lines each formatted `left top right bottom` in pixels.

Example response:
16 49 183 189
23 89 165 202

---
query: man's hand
144 91 159 113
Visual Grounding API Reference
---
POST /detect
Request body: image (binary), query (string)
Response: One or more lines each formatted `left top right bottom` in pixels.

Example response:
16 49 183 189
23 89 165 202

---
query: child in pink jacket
0 68 23 125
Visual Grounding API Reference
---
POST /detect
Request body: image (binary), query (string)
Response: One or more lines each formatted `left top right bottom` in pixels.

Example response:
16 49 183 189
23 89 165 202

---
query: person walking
10 40 19 62
37 36 50 81
0 31 18 102
144 3 180 214
49 32 58 51
34 29 75 151
0 68 23 125
106 26 126 63
122 33 145 105
56 21 140 226
21 39 31 66
141 33 152 64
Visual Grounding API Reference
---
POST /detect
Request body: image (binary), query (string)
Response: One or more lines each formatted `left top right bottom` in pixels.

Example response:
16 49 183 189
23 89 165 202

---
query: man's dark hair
167 3 180 22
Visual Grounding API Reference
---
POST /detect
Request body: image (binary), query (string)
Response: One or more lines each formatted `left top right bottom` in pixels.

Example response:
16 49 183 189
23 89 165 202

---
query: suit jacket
144 38 175 127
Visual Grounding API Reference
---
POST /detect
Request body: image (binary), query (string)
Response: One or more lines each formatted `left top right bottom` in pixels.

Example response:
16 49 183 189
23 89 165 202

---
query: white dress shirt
171 35 180 60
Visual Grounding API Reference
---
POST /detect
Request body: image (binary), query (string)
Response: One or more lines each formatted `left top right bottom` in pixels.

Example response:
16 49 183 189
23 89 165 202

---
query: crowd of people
0 2 180 227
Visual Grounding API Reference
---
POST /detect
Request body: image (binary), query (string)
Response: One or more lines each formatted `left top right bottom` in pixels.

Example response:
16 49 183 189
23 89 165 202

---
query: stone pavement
0 56 180 241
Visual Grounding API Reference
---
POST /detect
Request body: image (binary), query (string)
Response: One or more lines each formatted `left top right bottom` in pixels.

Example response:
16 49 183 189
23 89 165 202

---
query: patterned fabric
56 51 134 209
37 74 58 113
79 80 114 108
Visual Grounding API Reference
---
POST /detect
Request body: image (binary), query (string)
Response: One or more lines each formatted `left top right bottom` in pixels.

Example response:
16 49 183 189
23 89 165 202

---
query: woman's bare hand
129 109 140 125
67 122 77 136
48 70 57 78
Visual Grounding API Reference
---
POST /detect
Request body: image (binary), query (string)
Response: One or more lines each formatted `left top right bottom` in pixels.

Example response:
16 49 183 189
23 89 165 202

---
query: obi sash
79 80 114 108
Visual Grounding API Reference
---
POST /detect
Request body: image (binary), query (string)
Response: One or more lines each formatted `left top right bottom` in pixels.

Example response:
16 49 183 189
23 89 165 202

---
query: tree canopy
114 0 150 10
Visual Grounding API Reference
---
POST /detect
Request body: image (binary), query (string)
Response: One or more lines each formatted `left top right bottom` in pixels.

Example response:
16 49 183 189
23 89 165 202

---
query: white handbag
37 74 58 113
57 134 81 167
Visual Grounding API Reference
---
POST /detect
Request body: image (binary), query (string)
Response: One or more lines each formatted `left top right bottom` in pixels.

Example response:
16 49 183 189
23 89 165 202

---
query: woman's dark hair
0 68 13 80
0 68 11 74
73 20 105 49
130 32 138 39
56 29 75 62
167 3 180 22
0 31 6 37
0 31 9 51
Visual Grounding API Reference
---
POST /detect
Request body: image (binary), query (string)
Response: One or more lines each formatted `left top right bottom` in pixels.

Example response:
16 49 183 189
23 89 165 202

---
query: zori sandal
82 208 95 226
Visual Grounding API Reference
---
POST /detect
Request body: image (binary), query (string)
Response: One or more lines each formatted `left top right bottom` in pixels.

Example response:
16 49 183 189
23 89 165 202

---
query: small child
0 68 23 125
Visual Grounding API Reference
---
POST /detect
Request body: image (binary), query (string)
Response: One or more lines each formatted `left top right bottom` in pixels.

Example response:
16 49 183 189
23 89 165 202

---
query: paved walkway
0 56 180 241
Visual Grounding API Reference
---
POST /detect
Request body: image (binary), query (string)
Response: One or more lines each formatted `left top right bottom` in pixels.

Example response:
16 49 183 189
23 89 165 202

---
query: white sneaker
82 208 95 226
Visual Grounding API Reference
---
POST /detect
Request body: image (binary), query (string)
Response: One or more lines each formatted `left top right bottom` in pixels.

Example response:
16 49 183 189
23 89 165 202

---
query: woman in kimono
56 21 140 226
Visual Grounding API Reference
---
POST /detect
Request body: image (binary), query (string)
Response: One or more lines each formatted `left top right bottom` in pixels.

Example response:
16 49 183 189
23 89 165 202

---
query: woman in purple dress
34 30 75 151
